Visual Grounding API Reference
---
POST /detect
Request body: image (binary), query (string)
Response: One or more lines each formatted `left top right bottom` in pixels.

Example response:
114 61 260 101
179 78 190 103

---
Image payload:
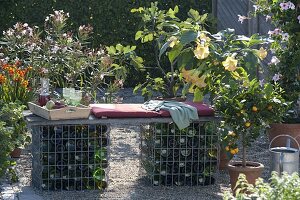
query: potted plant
131 2 211 100
223 172 300 199
252 0 300 147
214 78 289 188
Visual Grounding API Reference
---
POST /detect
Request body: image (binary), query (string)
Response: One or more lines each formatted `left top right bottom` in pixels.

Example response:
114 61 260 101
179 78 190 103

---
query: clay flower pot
10 147 22 158
227 161 264 191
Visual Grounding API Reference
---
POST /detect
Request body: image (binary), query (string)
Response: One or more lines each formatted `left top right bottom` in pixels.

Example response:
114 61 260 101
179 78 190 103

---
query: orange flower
17 69 25 77
8 67 15 76
2 64 9 70
0 74 6 84
21 80 29 87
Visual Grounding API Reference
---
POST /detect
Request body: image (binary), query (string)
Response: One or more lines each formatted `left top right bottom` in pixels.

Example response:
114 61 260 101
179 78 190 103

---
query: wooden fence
212 0 272 36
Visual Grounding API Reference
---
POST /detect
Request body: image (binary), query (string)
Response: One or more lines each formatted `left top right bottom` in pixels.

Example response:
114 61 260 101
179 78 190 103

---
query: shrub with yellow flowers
0 61 36 105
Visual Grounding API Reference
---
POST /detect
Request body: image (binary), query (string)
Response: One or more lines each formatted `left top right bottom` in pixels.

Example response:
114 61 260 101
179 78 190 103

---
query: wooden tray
28 102 91 120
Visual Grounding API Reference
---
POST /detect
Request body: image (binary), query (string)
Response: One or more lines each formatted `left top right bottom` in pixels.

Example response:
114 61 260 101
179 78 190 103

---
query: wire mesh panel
31 124 109 191
140 122 218 186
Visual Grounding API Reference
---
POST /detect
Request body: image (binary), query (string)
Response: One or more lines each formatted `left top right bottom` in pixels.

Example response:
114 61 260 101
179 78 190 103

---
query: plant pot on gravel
227 161 264 190
214 79 289 191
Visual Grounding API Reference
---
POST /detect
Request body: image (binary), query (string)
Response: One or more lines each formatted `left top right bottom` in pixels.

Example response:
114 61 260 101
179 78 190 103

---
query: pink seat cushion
90 102 214 118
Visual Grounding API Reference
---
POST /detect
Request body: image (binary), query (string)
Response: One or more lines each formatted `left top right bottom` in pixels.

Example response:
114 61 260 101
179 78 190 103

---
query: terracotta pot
227 161 264 191
218 150 231 170
268 123 300 150
10 148 22 158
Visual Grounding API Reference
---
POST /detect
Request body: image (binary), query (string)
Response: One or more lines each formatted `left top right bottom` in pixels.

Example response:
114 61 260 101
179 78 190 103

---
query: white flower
253 5 259 12
45 16 49 22
6 28 14 36
273 28 282 35
269 56 280 65
281 32 289 41
238 15 250 24
265 15 271 22
21 30 27 35
51 45 60 53
259 79 265 87
298 15 300 24
272 73 281 82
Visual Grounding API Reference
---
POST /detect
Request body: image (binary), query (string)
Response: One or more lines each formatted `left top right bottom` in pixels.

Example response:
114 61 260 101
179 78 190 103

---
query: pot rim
227 161 264 172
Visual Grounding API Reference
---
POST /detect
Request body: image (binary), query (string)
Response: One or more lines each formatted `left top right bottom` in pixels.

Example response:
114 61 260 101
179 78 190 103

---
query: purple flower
287 1 295 10
280 2 290 10
272 73 281 82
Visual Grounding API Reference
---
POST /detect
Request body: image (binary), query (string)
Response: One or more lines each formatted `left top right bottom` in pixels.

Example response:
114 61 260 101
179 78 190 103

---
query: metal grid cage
140 122 218 186
31 124 109 191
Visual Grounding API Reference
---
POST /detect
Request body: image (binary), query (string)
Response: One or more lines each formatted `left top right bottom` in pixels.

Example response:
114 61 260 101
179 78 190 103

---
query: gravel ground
0 88 272 200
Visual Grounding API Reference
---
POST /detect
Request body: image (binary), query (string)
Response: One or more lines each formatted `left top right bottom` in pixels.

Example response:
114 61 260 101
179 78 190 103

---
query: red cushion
91 102 214 118
90 104 160 118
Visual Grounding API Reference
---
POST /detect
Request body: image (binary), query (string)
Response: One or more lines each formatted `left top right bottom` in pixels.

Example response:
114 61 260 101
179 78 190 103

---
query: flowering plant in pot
214 78 289 188
252 0 300 148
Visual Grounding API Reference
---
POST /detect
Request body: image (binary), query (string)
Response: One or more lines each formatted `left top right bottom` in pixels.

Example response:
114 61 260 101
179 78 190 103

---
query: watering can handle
269 134 300 150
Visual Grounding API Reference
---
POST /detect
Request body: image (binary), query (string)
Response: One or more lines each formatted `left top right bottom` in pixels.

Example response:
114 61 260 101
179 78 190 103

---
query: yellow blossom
222 56 238 71
256 47 268 60
228 131 236 137
168 36 178 48
199 33 211 43
194 43 209 60
181 68 207 88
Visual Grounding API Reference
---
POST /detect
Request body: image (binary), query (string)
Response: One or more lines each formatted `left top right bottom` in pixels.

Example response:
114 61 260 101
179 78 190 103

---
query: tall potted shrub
253 0 300 147
215 79 288 188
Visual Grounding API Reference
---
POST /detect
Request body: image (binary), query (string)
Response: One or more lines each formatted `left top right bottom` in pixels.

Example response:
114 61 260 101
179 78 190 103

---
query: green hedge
0 0 212 86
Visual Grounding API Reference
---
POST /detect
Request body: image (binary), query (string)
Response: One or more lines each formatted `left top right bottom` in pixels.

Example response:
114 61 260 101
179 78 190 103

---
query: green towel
142 100 199 130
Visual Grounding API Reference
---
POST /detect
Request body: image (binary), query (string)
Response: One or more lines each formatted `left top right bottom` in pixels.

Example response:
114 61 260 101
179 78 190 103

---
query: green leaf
130 46 136 51
180 30 198 45
188 9 200 21
135 31 143 40
168 43 183 63
177 48 195 69
193 88 204 102
106 46 116 54
200 13 208 22
264 83 273 98
116 44 123 52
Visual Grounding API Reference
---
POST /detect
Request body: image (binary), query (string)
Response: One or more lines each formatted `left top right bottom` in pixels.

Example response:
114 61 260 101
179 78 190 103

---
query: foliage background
0 0 212 86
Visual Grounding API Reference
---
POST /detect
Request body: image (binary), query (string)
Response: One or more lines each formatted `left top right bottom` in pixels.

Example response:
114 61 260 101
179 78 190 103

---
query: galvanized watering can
269 135 300 175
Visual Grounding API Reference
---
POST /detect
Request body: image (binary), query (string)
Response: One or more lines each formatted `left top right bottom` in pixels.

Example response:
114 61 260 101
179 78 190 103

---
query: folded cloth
142 100 199 130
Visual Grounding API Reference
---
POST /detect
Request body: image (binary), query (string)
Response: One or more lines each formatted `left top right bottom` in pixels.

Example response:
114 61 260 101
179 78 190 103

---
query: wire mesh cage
140 122 219 186
31 124 109 191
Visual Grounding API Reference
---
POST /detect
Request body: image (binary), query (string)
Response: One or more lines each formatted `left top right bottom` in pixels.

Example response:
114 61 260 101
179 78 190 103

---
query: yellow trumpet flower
222 56 238 71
